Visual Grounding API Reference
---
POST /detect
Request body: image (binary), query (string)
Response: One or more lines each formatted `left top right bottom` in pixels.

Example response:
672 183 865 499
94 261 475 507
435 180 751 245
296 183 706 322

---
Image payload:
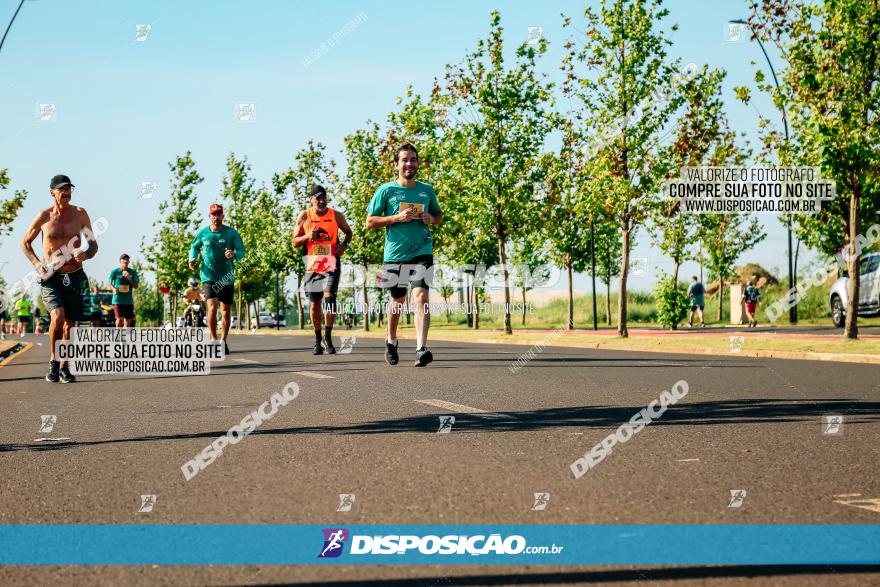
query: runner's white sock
387 338 397 346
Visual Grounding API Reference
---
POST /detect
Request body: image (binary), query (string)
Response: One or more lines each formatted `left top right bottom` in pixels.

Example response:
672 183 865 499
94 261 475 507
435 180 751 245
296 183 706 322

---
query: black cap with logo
50 174 75 190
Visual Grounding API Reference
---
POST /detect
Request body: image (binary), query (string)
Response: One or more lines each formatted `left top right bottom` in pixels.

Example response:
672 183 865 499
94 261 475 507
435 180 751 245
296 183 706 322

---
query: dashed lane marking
292 371 336 379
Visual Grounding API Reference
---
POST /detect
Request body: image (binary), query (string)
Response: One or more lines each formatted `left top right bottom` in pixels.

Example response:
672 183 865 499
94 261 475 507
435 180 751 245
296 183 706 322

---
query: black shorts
90 311 102 321
303 267 341 302
18 315 29 323
0 310 6 321
113 304 135 320
690 303 704 311
40 269 89 321
203 281 235 305
381 254 434 299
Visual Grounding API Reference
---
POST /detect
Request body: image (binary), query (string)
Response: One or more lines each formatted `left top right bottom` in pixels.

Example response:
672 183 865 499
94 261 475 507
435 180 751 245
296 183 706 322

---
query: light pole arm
0 0 26 55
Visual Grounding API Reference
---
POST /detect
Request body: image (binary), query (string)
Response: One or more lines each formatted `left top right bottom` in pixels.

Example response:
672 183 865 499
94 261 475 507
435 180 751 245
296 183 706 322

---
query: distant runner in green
108 253 139 328
188 203 245 354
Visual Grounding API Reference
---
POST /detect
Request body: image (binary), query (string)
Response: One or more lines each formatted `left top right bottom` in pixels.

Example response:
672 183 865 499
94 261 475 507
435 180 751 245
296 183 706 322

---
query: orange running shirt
304 207 339 273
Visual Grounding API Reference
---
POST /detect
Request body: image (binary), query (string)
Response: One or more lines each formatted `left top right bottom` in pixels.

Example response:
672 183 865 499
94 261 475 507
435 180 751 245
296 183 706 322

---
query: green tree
593 213 623 325
341 123 387 330
142 152 203 320
0 169 27 241
439 10 553 334
564 0 688 337
745 0 880 338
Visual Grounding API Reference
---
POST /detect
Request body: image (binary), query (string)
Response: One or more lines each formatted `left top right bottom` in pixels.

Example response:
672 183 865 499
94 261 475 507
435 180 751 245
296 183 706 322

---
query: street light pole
0 0 26 56
730 18 797 324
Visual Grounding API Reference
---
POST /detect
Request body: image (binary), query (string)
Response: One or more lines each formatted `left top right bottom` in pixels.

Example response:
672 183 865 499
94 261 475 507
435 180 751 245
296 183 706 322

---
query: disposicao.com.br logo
319 529 563 558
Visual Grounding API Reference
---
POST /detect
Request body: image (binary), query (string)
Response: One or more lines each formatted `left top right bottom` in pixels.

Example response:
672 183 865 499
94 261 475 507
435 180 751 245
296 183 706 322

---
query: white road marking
834 497 880 514
293 371 336 379
416 399 490 414
34 437 71 442
232 358 259 364
677 458 700 462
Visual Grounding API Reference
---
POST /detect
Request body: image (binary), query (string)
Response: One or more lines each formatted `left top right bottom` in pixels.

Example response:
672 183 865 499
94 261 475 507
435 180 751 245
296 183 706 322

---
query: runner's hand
224 248 234 259
310 228 323 240
188 259 197 271
420 213 434 225
73 249 86 263
397 207 418 223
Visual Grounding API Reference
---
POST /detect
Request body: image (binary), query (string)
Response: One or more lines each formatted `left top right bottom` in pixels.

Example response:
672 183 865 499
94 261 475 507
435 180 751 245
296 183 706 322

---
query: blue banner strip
0 525 877 565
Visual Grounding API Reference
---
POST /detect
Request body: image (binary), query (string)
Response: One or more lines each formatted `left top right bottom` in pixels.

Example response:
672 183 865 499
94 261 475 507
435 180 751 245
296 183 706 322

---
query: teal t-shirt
109 267 140 305
188 225 246 283
367 181 441 262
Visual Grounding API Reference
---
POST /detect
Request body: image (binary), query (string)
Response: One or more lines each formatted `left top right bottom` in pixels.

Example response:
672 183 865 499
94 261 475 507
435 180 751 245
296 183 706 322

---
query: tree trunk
717 277 724 322
605 281 611 325
566 260 574 330
617 227 630 337
296 273 304 330
521 287 526 326
472 284 480 330
671 256 680 331
844 180 861 339
497 235 512 335
361 263 370 332
466 280 473 327
246 300 252 331
237 289 243 331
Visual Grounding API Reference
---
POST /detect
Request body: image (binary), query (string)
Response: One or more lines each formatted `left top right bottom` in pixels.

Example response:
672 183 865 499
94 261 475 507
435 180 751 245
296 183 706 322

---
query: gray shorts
41 269 89 321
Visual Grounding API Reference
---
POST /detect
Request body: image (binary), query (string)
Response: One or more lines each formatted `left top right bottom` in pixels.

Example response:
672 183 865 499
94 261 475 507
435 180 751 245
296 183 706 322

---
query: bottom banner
0 525 877 565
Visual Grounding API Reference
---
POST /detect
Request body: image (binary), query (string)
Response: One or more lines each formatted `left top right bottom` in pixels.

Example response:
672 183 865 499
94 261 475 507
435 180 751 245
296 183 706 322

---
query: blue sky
0 0 807 298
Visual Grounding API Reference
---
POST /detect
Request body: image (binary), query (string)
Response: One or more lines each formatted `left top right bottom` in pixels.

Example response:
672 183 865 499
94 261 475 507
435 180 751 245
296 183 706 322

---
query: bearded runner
366 143 443 367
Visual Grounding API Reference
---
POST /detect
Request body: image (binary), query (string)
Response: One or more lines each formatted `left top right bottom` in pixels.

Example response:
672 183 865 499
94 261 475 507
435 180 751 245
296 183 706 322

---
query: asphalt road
1 333 878 586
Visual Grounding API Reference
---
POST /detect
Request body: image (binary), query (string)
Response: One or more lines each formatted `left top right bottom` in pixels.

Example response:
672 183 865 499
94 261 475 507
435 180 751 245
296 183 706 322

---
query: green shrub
653 275 689 329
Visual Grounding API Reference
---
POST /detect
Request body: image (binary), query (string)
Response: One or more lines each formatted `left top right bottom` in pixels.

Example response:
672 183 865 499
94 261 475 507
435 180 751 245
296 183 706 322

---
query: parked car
829 252 880 327
250 312 281 328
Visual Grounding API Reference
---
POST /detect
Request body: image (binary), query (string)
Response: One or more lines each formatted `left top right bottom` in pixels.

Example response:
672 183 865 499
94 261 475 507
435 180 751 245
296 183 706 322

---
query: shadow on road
2 398 877 453
254 565 880 586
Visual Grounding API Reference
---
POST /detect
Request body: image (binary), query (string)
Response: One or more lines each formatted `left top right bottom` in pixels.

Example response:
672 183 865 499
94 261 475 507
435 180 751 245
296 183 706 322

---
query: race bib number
118 284 130 293
313 244 331 256
399 202 424 215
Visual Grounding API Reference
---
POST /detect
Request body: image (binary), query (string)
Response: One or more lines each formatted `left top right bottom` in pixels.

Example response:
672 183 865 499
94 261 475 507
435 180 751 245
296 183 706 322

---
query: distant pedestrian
34 307 44 334
687 276 705 328
743 280 761 327
14 295 31 336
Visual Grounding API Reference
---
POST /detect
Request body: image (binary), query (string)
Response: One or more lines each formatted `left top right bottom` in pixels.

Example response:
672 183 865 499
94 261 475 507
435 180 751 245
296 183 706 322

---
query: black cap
50 174 74 190
308 184 326 198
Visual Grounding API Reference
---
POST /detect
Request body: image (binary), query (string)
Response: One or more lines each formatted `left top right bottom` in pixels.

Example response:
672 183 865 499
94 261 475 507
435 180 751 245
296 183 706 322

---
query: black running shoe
46 360 60 383
59 363 76 384
323 337 336 355
224 341 230 355
414 347 433 367
384 340 399 365
313 341 324 355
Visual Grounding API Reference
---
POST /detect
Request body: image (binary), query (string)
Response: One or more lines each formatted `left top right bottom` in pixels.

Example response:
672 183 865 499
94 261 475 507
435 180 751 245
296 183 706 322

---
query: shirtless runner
21 174 99 383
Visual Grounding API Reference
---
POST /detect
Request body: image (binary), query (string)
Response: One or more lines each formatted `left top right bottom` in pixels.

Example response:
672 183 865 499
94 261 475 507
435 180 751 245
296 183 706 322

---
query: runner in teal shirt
188 203 245 353
367 180 441 262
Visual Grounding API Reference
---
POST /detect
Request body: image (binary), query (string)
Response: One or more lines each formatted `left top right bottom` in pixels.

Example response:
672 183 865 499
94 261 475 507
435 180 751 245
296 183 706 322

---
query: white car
829 252 880 327
250 312 281 328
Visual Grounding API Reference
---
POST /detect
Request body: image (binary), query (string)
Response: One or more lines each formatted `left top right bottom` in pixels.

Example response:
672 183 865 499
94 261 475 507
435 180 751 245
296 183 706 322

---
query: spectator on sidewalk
743 280 761 328
687 276 705 328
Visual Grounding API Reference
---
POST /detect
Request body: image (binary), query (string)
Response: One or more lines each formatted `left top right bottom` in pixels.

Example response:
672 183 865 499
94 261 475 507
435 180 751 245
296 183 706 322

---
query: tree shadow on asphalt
255 566 879 586
2 398 878 453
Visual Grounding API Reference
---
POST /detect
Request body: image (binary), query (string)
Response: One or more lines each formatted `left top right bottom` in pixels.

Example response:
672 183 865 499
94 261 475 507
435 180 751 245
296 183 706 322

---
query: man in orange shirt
292 184 352 355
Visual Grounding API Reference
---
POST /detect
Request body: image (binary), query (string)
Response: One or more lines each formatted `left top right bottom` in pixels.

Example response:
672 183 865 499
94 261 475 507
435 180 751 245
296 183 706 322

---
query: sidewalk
239 324 880 365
